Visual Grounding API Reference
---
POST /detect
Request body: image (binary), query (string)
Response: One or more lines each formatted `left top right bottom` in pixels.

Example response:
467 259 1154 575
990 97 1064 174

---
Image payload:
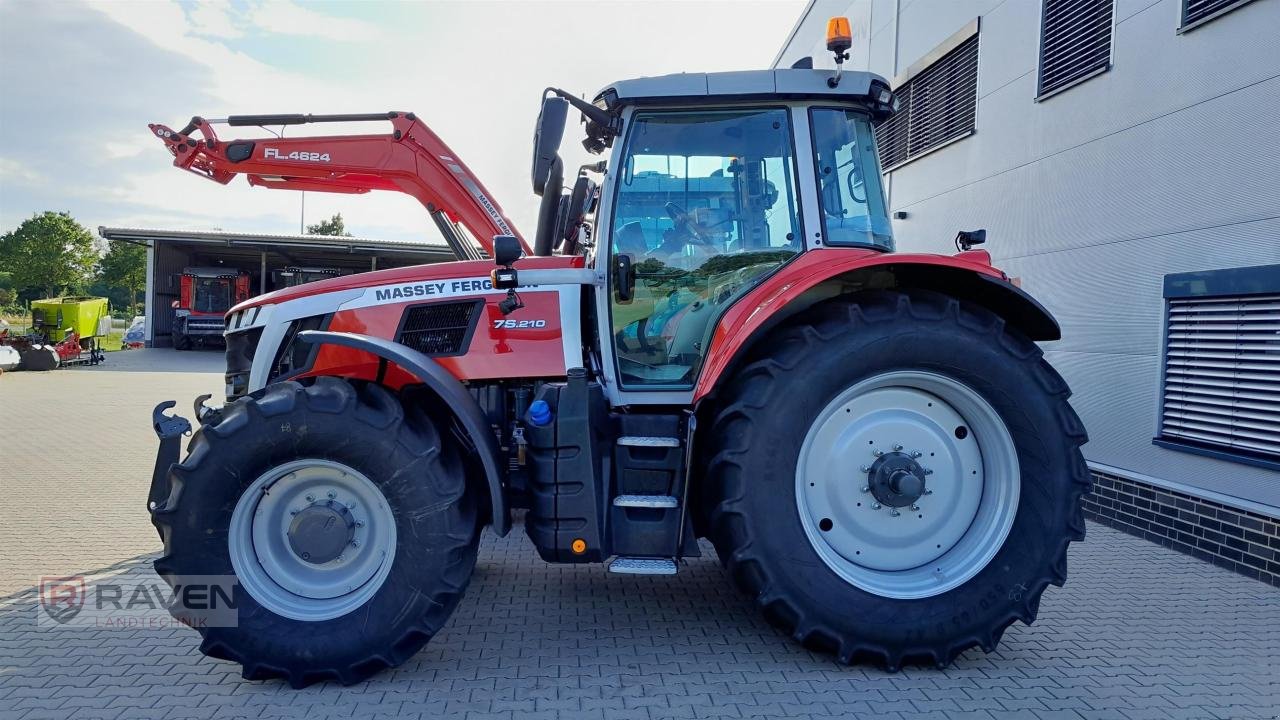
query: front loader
146 18 1088 687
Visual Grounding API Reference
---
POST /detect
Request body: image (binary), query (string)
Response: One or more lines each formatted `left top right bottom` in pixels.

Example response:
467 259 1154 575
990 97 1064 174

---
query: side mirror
613 253 635 303
531 96 569 196
955 228 987 252
492 235 523 267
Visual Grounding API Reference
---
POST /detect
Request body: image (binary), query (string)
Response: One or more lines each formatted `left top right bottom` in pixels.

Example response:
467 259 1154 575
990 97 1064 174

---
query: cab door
603 107 804 394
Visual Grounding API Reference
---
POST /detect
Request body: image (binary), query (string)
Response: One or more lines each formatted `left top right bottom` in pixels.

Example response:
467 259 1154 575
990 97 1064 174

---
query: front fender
693 249 1060 402
297 330 509 536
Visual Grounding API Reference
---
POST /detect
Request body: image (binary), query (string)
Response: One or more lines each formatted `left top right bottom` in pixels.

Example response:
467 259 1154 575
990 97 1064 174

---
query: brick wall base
1084 471 1279 587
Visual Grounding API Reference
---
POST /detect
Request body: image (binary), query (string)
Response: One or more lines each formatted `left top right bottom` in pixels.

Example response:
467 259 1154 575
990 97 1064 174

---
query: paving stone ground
1 350 1277 719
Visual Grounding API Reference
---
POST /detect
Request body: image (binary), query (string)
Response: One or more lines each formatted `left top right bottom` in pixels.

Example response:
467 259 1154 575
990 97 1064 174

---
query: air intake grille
874 33 978 170
397 301 480 356
1038 0 1114 98
1183 0 1256 27
1159 293 1280 461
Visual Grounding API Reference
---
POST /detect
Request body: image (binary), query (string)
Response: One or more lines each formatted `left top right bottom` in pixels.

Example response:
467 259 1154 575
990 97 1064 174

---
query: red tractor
172 267 251 350
147 22 1087 687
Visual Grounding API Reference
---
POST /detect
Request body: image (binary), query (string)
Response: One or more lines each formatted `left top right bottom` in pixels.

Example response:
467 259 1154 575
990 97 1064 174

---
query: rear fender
692 250 1060 402
296 330 509 536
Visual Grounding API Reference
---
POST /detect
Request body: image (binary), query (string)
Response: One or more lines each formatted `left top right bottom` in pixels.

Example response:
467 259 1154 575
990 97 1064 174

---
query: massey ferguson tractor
146 19 1088 688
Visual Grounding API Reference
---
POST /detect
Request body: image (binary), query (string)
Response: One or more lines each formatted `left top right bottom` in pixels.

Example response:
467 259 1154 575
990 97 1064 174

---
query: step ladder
607 424 696 576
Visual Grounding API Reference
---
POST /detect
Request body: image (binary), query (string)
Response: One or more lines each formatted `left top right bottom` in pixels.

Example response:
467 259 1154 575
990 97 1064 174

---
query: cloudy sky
0 0 805 246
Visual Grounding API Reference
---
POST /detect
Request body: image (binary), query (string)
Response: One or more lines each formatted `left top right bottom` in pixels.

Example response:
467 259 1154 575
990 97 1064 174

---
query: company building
776 0 1280 584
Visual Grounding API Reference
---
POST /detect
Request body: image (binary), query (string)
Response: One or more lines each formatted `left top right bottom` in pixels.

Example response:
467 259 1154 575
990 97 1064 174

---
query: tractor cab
530 66 900 396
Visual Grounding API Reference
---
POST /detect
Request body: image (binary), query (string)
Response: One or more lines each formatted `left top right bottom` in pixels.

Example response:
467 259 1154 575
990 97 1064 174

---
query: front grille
397 301 481 356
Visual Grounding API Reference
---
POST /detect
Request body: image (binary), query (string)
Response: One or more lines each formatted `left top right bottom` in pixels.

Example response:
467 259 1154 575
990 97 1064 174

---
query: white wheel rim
229 459 397 621
795 371 1020 599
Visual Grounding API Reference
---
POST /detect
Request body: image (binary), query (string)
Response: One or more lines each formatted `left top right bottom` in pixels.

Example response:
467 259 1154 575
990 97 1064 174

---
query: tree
98 239 147 315
306 213 351 236
0 212 98 297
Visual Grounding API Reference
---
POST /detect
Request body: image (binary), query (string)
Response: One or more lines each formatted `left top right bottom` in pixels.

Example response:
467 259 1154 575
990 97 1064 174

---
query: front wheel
702 290 1089 669
150 378 479 686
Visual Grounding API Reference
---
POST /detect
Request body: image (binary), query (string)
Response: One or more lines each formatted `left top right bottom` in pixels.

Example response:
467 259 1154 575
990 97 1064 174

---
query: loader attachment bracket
149 401 191 513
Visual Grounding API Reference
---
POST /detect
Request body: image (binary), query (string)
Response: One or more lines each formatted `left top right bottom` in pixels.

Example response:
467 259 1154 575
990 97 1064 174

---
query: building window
1155 264 1280 471
1180 0 1258 32
874 32 978 171
1037 0 1114 99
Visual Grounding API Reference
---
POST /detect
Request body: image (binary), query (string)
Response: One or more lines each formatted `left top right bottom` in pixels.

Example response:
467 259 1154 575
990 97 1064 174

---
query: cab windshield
810 108 893 250
610 108 800 389
193 277 232 313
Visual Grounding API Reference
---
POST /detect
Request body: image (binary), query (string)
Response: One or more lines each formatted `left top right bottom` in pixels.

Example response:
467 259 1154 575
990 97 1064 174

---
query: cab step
617 436 682 447
613 494 678 508
608 557 678 575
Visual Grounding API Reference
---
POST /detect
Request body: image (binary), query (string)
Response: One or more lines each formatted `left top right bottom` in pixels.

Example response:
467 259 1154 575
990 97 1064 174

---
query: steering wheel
664 202 712 244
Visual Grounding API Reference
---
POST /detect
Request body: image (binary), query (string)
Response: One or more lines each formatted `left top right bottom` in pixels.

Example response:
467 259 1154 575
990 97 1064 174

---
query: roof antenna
826 17 853 88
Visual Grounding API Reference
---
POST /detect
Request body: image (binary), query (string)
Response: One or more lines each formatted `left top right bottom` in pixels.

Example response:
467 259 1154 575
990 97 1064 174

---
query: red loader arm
148 112 526 258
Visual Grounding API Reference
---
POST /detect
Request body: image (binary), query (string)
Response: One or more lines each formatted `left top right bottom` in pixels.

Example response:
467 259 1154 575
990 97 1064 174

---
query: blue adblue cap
527 399 552 427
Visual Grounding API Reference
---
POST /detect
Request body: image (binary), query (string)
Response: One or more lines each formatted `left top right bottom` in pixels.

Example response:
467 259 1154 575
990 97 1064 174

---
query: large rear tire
150 377 479 686
702 290 1089 669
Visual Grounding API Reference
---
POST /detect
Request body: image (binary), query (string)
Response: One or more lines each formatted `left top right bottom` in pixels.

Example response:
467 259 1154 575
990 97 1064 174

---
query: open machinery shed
98 226 456 348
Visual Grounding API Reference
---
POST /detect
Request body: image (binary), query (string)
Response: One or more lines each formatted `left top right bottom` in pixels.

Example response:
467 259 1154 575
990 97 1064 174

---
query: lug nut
860 465 870 473
910 504 920 511
327 491 337 499
290 509 299 516
872 449 884 457
892 444 903 451
871 502 882 510
350 540 359 548
305 495 315 502
923 468 934 476
355 521 364 528
924 489 934 495
889 509 900 517
911 450 923 458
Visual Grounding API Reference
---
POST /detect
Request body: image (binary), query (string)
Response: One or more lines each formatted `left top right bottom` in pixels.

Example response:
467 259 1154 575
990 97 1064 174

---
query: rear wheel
702 290 1089 669
150 378 479 686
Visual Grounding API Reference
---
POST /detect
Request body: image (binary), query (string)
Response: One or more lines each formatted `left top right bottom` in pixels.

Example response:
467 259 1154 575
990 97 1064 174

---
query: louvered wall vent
874 33 979 170
397 300 481 356
1183 0 1257 28
1037 0 1114 98
1158 293 1280 463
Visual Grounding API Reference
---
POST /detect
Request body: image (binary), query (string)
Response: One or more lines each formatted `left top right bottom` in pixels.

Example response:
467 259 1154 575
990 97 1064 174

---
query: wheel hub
866 452 927 508
795 371 1020 599
287 500 356 565
228 459 397 622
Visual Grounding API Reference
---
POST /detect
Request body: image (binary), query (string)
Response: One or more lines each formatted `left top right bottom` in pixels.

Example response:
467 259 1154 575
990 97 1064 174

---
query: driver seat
614 221 648 257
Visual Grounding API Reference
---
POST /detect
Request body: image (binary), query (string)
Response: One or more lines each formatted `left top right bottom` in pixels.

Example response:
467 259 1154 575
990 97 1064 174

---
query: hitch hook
153 400 192 440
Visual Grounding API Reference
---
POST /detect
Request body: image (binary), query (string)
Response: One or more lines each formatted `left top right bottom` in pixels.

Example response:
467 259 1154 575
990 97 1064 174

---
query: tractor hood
230 255 585 315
